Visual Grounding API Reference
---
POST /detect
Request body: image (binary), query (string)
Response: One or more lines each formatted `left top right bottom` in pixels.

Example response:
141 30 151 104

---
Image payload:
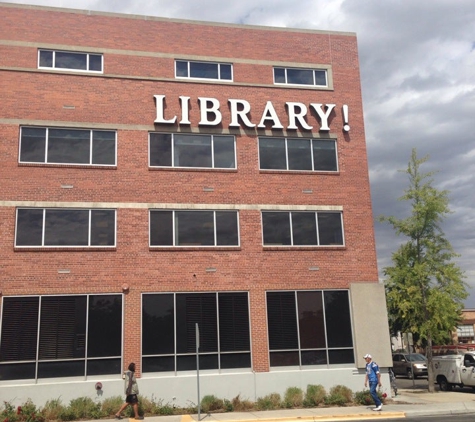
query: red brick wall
0 4 378 373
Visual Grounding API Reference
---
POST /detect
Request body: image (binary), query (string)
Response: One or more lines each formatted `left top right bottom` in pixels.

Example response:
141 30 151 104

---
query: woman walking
115 363 144 420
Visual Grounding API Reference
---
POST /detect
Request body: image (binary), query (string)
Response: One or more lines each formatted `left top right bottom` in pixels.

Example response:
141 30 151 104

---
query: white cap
364 354 372 359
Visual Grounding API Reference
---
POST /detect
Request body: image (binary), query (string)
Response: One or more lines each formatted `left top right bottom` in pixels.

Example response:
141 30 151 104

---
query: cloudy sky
4 0 475 305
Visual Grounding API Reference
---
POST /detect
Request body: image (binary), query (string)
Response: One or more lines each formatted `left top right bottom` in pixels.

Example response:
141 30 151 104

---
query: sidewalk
128 389 475 422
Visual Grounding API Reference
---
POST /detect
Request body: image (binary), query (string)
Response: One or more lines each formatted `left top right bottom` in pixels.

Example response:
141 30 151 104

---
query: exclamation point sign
342 104 350 132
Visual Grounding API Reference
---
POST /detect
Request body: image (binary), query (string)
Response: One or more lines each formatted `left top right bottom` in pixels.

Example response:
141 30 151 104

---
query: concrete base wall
0 368 391 408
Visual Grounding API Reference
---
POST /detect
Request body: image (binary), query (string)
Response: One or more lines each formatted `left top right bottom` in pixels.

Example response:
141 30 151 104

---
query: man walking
364 353 382 411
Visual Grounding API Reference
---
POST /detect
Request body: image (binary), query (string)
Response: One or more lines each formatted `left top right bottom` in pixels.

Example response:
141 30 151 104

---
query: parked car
392 353 428 379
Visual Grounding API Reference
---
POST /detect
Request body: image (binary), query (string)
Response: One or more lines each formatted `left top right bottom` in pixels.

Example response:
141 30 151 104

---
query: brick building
0 2 392 406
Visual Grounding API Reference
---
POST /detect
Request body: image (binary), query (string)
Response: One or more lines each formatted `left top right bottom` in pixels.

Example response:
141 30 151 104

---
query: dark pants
126 394 138 404
369 381 381 406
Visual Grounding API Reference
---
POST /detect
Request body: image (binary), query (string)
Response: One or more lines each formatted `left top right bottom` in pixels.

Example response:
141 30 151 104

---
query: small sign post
196 323 201 421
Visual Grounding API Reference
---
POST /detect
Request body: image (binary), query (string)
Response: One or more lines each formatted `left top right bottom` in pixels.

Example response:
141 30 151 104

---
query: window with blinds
142 292 251 373
0 294 122 381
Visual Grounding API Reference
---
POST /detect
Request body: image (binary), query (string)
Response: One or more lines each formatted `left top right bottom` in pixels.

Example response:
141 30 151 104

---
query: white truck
432 352 475 391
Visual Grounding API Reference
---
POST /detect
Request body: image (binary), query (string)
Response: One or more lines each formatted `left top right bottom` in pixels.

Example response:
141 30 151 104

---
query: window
15 208 116 247
38 50 103 72
175 60 232 81
0 294 122 381
259 137 337 171
149 133 235 169
142 292 251 372
267 290 354 367
19 127 116 166
150 210 239 247
457 325 475 342
273 67 327 87
262 211 344 246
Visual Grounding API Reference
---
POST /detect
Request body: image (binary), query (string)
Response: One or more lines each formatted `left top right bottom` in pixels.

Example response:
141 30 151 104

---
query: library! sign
154 95 350 132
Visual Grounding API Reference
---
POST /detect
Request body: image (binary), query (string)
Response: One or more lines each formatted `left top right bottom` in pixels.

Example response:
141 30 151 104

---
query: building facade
0 2 392 406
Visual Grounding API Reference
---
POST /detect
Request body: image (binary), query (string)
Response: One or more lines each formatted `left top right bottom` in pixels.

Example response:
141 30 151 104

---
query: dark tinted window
150 210 239 247
288 139 312 170
16 208 116 247
259 138 286 170
292 212 317 245
38 50 103 72
262 212 291 245
318 213 344 245
142 294 174 355
262 211 343 247
174 134 212 168
16 208 43 246
324 291 353 348
259 137 337 172
175 60 188 77
273 67 328 87
287 68 314 85
267 290 354 367
176 60 233 81
142 292 251 372
20 127 116 166
55 51 87 70
0 294 122 380
149 133 172 166
150 133 235 169
220 64 232 80
190 62 218 79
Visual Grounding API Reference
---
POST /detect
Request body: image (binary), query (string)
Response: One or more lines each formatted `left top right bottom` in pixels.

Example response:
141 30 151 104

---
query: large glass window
0 294 122 381
15 208 116 247
262 211 344 246
267 290 354 367
38 50 103 72
175 60 232 81
19 127 116 166
149 133 235 169
150 210 239 247
273 67 327 87
142 292 251 372
259 137 337 171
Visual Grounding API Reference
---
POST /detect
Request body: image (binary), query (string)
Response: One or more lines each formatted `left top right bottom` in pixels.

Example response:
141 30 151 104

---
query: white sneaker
373 404 382 411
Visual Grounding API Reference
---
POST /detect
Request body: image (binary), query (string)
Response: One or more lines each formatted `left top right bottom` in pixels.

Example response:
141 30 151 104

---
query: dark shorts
126 394 138 404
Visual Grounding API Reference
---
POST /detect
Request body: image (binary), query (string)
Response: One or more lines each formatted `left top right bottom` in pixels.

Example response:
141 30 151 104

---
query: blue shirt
366 361 380 382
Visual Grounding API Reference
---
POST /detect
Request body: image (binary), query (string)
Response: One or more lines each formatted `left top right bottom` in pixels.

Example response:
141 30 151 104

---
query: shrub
145 397 175 416
17 399 44 422
200 395 224 413
68 397 103 419
256 393 281 410
283 387 303 408
323 385 353 407
57 407 77 421
329 385 353 403
223 399 233 412
231 395 254 412
100 396 123 417
42 398 66 421
303 384 327 407
1 401 19 422
353 389 386 406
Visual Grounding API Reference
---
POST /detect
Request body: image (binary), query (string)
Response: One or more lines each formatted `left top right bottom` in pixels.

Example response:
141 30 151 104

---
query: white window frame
273 67 328 87
15 208 117 248
149 133 236 169
149 210 240 248
38 49 103 73
175 60 233 81
19 126 117 166
261 210 345 247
